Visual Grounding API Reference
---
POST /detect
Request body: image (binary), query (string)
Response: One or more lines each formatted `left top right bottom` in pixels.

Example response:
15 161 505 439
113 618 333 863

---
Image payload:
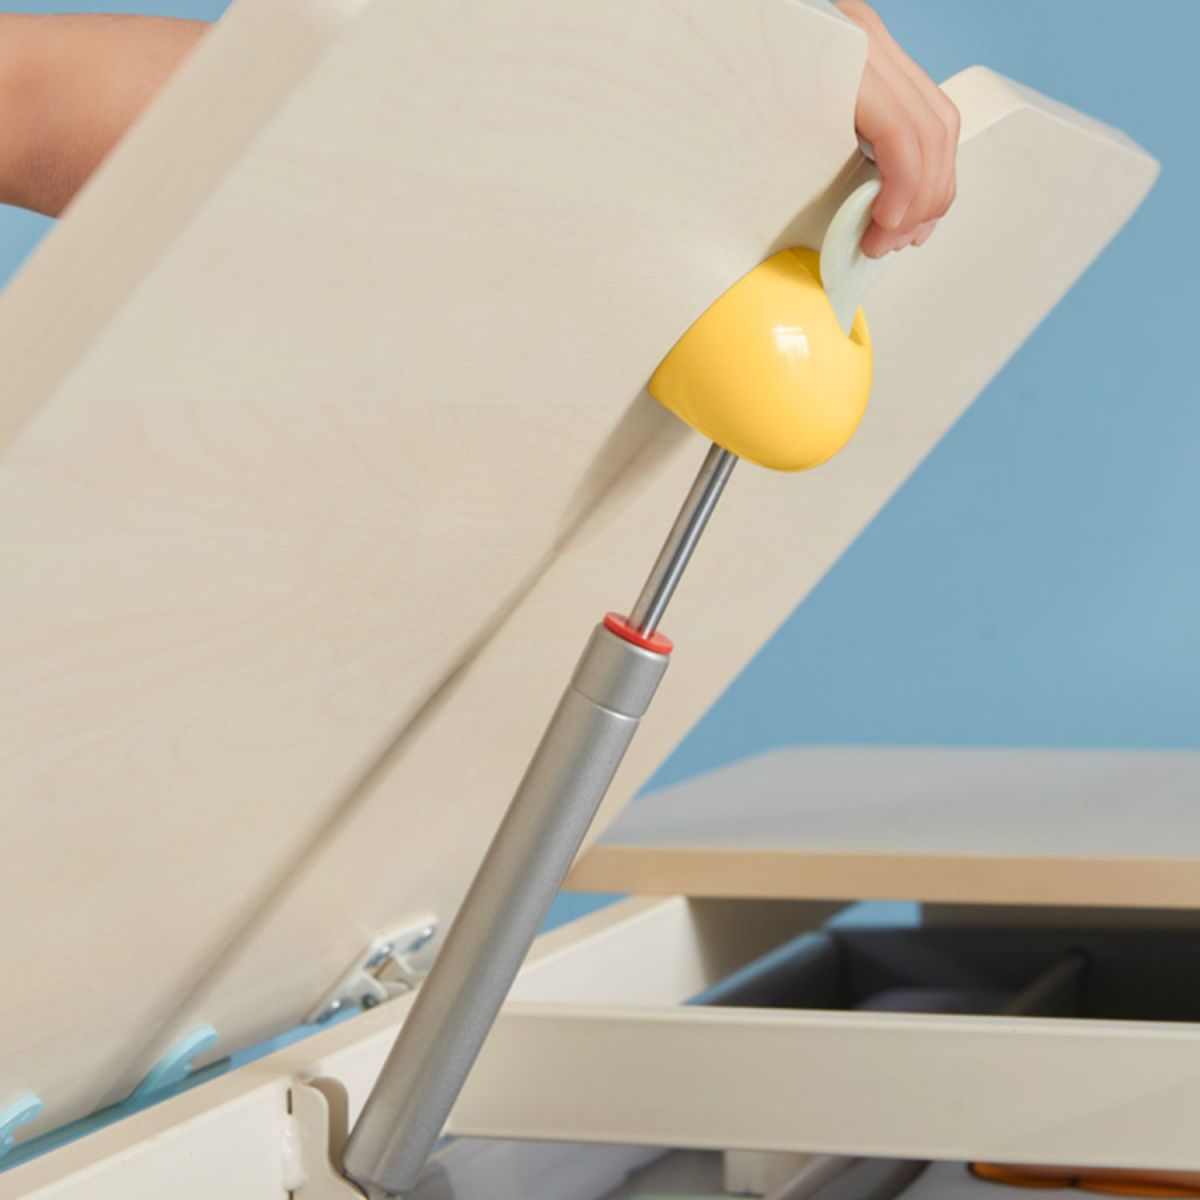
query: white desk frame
5 896 1200 1200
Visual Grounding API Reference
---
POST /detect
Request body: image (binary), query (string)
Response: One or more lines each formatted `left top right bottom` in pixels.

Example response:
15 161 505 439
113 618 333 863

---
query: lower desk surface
570 747 1200 909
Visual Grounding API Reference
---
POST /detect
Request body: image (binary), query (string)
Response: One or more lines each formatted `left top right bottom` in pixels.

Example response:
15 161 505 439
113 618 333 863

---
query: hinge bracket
306 917 438 1026
284 1082 363 1199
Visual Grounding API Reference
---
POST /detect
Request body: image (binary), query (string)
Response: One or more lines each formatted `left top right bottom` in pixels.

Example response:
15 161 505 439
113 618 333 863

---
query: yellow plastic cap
648 248 872 472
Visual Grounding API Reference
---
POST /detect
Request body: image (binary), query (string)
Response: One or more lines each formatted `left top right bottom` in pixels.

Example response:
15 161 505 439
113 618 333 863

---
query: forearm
0 13 206 216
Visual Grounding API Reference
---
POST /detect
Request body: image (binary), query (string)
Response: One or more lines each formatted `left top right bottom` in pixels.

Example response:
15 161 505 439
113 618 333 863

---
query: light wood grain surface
0 0 1156 1139
569 747 1200 907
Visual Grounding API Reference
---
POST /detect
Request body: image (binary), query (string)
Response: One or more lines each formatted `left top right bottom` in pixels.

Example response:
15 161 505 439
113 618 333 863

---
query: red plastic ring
603 613 674 656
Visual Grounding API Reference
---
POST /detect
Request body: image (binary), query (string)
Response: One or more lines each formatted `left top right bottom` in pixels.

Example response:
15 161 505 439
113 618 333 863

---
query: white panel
0 0 865 1135
0 1079 289 1200
452 1003 1200 1172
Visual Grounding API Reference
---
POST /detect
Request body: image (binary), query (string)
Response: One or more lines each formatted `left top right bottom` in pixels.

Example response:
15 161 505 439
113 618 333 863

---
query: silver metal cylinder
342 623 670 1197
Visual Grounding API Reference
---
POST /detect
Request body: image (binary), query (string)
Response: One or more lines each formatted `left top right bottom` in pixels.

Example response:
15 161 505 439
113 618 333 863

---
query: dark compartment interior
700 924 1200 1022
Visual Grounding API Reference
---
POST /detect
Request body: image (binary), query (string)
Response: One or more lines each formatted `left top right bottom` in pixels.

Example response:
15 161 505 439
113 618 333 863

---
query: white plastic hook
820 158 889 335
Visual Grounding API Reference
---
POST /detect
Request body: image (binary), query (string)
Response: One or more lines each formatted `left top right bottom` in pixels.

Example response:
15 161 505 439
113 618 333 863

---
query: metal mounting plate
306 918 438 1026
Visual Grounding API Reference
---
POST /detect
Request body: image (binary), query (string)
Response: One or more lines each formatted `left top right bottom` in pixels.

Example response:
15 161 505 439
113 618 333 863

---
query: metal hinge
306 917 438 1026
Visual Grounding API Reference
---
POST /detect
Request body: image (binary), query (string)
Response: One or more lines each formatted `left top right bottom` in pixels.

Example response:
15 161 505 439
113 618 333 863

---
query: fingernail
871 197 905 232
912 220 938 247
874 208 903 232
860 224 886 258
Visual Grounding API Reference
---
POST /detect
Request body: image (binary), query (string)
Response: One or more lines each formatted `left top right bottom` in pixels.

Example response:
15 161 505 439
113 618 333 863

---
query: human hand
0 14 206 217
0 4 959 247
835 0 960 257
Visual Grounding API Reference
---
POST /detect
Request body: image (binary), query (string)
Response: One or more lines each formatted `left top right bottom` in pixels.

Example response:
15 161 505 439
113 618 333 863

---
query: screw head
409 924 437 953
314 998 344 1025
365 943 395 970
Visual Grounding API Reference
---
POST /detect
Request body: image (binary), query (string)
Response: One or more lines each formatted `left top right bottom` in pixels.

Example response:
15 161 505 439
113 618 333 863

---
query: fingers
856 65 922 236
886 31 960 225
862 57 947 251
835 0 960 257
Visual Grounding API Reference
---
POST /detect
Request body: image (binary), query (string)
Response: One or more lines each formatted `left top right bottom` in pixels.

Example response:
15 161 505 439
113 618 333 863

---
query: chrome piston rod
629 443 737 635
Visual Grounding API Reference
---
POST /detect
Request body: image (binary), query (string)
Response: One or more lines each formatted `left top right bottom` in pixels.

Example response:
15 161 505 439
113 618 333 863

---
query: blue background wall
1 3 1195 926
659 0 1200 786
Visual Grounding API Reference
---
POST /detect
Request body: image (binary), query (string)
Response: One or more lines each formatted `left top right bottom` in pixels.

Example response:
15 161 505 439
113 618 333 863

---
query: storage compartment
702 924 1200 1022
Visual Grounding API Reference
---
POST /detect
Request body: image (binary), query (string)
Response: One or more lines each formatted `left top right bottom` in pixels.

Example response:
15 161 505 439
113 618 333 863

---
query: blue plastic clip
130 1026 219 1104
0 1095 43 1159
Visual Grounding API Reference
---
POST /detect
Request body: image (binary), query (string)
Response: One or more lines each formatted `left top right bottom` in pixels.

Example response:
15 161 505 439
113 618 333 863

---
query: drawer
703 923 1200 1024
451 904 1200 1173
